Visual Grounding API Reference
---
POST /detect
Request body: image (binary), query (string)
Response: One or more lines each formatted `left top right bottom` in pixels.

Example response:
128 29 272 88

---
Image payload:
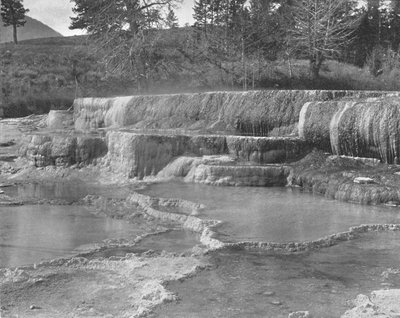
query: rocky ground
1 115 400 317
0 116 211 317
289 150 400 205
342 289 400 318
1 253 207 318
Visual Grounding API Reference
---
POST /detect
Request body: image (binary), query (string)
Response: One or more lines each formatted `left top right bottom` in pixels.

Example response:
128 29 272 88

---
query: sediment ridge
299 96 400 163
73 90 390 136
124 191 400 254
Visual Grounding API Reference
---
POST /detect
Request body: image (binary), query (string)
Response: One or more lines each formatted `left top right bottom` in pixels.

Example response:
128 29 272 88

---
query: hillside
0 16 62 43
1 28 400 118
0 36 136 117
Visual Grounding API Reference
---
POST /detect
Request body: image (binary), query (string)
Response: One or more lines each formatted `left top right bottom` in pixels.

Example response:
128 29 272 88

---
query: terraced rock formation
73 90 389 135
299 95 400 163
3 89 400 318
15 89 400 187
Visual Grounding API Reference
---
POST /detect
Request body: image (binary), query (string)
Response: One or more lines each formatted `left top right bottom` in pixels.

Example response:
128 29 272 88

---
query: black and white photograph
1 0 400 317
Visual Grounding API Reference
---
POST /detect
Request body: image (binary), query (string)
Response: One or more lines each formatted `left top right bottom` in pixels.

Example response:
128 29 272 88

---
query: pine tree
367 0 381 45
70 0 181 92
193 0 209 31
166 7 178 28
388 0 400 50
0 0 29 44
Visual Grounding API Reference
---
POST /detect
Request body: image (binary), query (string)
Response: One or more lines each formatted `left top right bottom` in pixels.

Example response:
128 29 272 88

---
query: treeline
191 0 400 79
67 0 400 91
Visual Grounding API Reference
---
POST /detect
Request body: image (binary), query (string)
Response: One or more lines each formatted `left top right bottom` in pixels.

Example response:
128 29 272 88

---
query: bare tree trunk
252 65 255 90
310 55 323 80
241 36 247 90
12 24 18 44
75 77 80 99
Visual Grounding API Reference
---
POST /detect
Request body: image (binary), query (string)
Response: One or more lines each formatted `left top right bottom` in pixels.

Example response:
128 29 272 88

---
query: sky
24 0 378 37
24 0 196 36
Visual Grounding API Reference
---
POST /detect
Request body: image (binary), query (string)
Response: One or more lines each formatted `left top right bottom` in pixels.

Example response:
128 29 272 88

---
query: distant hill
0 16 62 43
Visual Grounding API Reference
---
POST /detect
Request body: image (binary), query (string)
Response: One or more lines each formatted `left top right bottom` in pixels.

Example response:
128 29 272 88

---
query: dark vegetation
0 0 29 44
2 0 400 117
0 36 137 117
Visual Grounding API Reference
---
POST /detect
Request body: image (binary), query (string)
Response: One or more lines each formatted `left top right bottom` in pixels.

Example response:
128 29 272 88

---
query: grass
2 33 400 118
0 36 138 117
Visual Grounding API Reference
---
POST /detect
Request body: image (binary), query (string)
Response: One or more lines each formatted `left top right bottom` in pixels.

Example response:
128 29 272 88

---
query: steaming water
0 205 142 268
140 182 400 243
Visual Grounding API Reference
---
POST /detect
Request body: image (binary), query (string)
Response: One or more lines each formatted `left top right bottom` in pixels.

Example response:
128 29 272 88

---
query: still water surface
0 205 142 268
141 182 400 242
153 231 400 318
3 181 400 273
2 181 400 317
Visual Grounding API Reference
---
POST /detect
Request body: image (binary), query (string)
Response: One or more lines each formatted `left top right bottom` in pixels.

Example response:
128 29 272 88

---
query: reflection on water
88 230 201 259
2 182 138 202
0 205 142 268
155 232 400 318
141 182 400 243
136 230 200 253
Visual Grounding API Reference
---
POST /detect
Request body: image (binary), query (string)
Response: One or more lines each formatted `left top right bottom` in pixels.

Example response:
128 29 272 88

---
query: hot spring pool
139 182 400 243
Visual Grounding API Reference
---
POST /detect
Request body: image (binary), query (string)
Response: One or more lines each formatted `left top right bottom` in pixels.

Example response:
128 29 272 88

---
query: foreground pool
0 205 144 268
154 231 400 318
140 182 400 243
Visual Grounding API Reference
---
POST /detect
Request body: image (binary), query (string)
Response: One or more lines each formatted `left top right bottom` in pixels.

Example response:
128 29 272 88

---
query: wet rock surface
288 150 400 205
74 90 390 135
342 290 400 318
0 253 206 318
185 163 290 186
298 96 400 163
226 136 312 164
20 134 107 167
3 90 400 317
47 110 74 130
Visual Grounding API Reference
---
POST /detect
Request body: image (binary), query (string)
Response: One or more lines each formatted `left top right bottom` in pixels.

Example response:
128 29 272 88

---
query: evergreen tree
166 7 178 28
70 0 181 92
389 0 400 50
366 0 381 46
353 10 375 66
193 0 209 30
0 0 29 44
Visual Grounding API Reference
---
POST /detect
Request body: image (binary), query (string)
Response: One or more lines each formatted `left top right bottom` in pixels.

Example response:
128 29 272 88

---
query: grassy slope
1 31 399 118
0 36 136 117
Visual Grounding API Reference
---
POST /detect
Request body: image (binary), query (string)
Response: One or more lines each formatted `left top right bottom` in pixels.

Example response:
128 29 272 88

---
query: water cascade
47 110 74 129
74 90 387 136
299 96 400 163
19 90 400 177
